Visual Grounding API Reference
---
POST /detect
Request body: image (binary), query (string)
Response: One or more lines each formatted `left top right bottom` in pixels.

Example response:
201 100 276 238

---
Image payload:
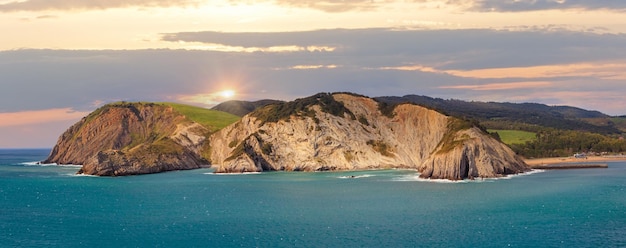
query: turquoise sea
1 149 625 247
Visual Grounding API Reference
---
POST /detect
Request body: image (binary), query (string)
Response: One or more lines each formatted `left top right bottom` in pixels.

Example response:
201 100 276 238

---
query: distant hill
214 95 622 134
211 99 283 117
374 95 621 135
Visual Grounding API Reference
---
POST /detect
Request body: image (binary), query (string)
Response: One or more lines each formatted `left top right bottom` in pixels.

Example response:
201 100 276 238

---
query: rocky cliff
44 102 211 176
47 93 529 179
209 93 529 179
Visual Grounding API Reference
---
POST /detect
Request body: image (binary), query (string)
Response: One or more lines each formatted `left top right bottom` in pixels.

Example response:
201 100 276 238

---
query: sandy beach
524 155 626 166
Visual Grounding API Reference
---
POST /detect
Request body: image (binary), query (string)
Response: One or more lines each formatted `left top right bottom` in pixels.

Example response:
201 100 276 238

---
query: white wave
20 161 82 167
71 173 99 177
394 169 546 183
337 174 375 179
496 169 545 180
22 161 43 166
204 172 262 175
393 175 479 183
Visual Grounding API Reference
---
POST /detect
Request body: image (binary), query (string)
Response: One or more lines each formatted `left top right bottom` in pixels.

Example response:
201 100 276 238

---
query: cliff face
44 102 209 176
47 93 529 179
210 93 529 179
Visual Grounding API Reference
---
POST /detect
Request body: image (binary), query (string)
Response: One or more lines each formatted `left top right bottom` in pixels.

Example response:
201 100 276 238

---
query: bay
1 149 625 247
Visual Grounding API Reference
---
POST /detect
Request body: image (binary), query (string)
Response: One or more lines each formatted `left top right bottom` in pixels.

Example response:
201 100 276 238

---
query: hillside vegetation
45 101 235 176
211 99 283 117
209 93 528 179
164 102 240 131
489 129 536 145
212 94 626 158
250 92 357 124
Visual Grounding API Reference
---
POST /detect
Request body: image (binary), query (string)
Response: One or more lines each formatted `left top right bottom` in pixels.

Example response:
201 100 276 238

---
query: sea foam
393 169 545 183
337 174 376 179
204 172 262 175
72 173 99 177
20 161 82 168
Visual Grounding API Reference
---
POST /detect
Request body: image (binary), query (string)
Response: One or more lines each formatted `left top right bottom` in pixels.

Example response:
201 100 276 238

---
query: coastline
524 155 626 167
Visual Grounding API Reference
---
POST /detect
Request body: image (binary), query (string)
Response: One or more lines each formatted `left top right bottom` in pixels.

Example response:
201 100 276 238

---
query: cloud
286 65 339 70
36 14 57 19
0 108 89 127
2 0 625 13
230 0 626 13
0 0 202 12
162 28 626 70
3 27 626 117
0 49 219 112
0 120 79 148
381 61 626 81
259 0 395 12
0 0 437 13
438 81 553 91
462 0 626 12
172 41 336 53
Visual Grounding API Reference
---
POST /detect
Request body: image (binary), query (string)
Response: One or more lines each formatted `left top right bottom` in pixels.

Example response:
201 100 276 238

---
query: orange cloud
446 62 626 79
290 64 339 70
381 61 626 80
0 108 89 127
439 81 553 91
171 41 336 53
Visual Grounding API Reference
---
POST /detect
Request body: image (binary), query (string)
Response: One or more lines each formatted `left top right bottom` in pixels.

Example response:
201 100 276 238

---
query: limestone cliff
44 102 210 176
209 93 529 179
46 93 529 179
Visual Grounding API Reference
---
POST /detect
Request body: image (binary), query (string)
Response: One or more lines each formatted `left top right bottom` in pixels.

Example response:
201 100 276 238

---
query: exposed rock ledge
45 93 529 179
44 102 209 176
210 93 530 180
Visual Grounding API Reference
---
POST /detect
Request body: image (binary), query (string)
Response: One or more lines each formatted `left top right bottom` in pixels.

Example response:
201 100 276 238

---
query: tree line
507 128 626 158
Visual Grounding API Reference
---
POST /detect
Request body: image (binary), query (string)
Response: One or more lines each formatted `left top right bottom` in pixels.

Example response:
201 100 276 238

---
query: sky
1 0 626 148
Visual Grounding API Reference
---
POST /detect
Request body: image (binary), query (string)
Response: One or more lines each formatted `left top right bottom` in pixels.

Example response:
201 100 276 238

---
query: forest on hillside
492 128 626 158
376 95 626 158
214 93 626 158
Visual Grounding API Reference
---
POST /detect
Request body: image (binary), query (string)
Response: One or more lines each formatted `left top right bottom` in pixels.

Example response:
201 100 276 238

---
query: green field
164 102 240 132
488 129 536 145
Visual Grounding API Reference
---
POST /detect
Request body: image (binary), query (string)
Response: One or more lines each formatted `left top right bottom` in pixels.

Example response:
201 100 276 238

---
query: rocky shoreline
525 156 625 169
530 164 608 169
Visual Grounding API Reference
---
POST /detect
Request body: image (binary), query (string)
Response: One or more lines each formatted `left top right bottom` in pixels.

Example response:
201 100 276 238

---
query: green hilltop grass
489 129 536 145
163 102 240 132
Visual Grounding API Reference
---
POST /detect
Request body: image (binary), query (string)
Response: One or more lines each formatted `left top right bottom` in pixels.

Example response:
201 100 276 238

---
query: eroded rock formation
46 93 529 179
210 93 529 179
44 102 209 176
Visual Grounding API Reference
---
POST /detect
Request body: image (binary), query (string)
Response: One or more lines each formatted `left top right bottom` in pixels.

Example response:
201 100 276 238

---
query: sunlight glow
220 90 235 98
178 89 238 107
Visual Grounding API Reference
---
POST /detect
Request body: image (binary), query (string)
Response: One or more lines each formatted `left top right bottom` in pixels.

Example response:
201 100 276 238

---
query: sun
219 90 235 98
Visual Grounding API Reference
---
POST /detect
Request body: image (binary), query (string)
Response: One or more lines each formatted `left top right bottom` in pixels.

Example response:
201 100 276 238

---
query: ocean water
1 149 625 247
